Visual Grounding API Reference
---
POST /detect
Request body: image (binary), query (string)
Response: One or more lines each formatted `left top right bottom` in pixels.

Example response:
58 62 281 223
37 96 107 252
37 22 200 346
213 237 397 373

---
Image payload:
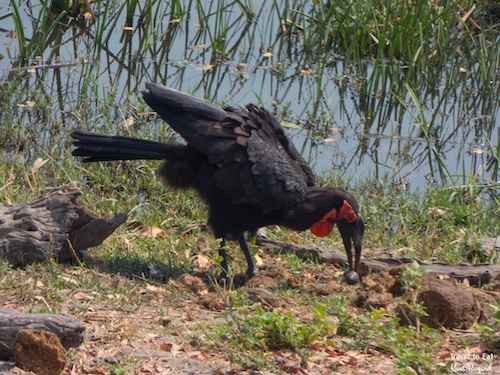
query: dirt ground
1 249 500 375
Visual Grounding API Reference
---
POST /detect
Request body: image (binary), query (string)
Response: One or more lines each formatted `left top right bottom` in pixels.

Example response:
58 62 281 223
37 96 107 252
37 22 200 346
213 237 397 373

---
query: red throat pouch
310 207 338 237
310 200 357 237
310 220 334 237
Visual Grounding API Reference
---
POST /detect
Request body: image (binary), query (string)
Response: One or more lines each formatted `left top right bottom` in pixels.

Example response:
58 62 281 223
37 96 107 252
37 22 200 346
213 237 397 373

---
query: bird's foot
246 268 258 279
215 272 254 289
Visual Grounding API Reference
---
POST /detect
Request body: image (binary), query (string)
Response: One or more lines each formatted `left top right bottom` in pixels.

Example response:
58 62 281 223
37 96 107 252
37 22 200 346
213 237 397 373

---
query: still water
1 1 498 191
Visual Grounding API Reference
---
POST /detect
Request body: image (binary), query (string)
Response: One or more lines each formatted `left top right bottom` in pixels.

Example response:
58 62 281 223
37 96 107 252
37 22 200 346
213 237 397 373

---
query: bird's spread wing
143 83 316 213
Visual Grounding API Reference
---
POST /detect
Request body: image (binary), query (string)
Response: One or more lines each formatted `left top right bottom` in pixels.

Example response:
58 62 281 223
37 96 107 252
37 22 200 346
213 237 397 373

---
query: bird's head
310 197 364 285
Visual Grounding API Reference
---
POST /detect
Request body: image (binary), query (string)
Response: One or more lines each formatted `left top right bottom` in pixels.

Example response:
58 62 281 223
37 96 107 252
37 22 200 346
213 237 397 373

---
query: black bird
71 82 364 284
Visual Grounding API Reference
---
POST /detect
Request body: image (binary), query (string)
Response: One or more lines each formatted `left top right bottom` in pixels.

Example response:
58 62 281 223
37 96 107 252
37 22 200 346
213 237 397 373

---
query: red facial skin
310 200 357 237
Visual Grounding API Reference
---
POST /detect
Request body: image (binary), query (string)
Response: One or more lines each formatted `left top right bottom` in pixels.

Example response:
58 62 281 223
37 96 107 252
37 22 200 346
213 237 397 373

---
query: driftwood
257 237 500 286
0 308 85 360
0 182 127 266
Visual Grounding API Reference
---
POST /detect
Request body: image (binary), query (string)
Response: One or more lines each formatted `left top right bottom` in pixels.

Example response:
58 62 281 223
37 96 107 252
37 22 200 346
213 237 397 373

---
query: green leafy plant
330 298 441 374
399 260 429 332
476 305 500 350
209 303 335 368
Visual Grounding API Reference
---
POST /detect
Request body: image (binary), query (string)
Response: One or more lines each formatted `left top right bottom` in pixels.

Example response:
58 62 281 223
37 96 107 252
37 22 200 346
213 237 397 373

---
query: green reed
3 0 499 187
10 0 69 65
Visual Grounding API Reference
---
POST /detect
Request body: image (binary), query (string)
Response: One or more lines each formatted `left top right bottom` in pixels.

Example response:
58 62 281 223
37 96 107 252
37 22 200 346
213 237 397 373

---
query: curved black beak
336 215 364 274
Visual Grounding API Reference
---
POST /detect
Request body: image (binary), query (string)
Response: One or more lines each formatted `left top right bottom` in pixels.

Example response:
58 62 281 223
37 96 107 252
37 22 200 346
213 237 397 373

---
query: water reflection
0 0 498 191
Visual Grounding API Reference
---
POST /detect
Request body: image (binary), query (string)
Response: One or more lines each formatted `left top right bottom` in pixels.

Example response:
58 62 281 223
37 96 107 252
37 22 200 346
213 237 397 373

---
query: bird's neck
281 187 349 231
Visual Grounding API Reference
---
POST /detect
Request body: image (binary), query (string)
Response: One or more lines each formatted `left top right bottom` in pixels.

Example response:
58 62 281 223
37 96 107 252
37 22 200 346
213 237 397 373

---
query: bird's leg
237 233 257 278
218 238 229 281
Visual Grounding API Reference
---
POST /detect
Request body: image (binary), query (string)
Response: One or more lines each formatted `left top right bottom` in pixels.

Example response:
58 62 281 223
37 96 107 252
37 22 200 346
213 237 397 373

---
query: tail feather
141 83 228 154
71 130 171 162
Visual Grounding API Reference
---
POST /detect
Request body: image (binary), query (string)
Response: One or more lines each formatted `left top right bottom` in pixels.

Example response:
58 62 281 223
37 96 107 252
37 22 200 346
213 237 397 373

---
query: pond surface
1 0 498 192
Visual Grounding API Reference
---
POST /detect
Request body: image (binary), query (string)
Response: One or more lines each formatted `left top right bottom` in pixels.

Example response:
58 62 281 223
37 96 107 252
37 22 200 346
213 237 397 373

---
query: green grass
0 154 497 373
1 122 497 268
205 272 444 374
208 302 335 369
1 148 498 373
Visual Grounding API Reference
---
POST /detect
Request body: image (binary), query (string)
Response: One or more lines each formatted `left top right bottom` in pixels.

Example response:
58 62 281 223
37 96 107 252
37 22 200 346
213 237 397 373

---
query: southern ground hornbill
71 82 365 284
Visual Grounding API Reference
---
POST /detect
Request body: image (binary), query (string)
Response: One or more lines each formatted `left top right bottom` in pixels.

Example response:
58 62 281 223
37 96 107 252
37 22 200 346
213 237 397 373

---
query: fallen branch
0 182 127 266
0 308 85 360
257 237 500 286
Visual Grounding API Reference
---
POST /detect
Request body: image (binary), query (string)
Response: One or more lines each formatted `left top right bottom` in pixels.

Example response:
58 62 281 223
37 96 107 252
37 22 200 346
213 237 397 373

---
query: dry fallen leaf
146 283 161 292
73 291 89 300
170 343 183 357
303 272 316 279
197 253 210 268
31 157 48 174
60 276 79 285
17 100 36 108
471 148 487 154
123 116 134 129
427 207 446 216
192 43 210 50
254 254 264 266
35 280 44 288
158 342 173 351
141 226 162 237
197 64 213 71
83 11 95 21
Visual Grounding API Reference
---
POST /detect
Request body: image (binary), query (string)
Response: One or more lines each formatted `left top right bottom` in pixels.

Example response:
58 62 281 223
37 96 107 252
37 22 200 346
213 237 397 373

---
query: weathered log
0 182 127 266
0 308 85 360
257 237 500 286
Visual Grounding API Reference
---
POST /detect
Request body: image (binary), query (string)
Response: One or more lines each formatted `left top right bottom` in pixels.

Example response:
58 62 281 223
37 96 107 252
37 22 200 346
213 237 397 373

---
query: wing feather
142 83 316 214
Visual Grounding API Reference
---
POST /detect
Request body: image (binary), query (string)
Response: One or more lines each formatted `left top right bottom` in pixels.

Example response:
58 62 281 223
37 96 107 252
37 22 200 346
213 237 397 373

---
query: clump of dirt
245 287 283 308
354 270 397 309
13 329 66 375
246 265 292 289
398 275 482 329
483 273 500 291
198 292 228 310
173 273 207 293
349 266 487 330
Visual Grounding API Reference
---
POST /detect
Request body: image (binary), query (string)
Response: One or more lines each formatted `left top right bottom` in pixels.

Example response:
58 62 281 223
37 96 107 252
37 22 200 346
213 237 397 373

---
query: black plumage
71 83 364 284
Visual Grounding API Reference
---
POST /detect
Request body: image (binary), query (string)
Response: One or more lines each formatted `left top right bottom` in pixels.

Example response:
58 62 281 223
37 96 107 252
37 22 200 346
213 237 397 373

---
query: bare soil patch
1 250 499 374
